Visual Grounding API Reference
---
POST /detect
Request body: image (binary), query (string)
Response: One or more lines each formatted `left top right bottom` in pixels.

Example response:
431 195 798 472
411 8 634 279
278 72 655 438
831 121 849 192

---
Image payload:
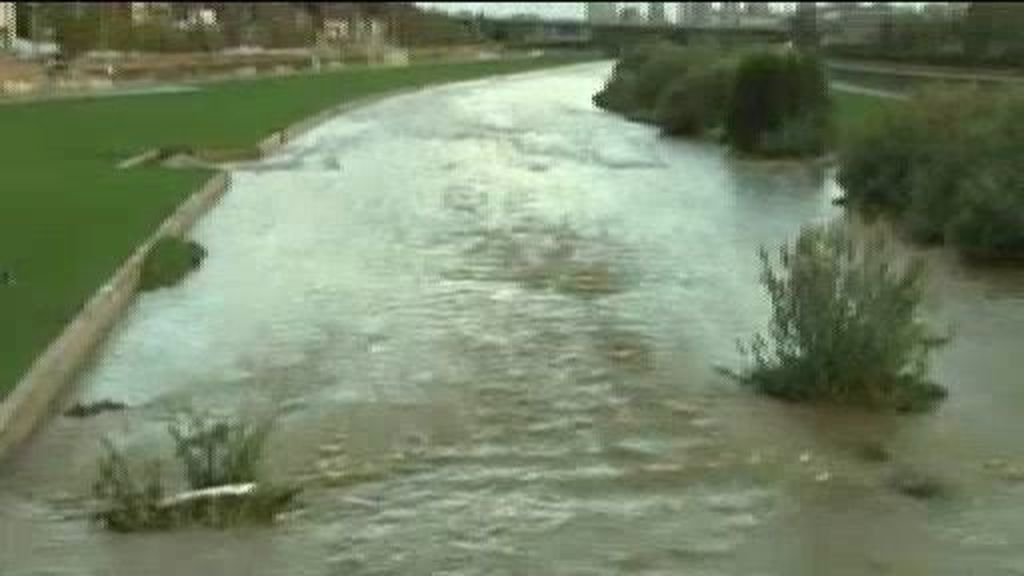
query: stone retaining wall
0 173 230 463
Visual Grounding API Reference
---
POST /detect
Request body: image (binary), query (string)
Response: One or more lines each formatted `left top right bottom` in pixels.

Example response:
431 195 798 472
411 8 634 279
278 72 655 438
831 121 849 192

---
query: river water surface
3 62 1024 576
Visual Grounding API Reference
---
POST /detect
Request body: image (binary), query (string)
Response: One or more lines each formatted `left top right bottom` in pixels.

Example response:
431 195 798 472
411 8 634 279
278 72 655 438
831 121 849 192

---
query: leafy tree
725 50 832 156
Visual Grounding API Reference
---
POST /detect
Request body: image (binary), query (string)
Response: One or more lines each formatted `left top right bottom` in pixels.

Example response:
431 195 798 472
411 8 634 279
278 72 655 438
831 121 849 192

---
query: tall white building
719 2 741 26
648 2 666 24
586 2 618 24
745 2 771 17
677 2 712 26
0 2 16 50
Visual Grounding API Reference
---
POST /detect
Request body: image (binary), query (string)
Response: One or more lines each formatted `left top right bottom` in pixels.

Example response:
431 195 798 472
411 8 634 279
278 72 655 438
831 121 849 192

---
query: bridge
451 15 791 53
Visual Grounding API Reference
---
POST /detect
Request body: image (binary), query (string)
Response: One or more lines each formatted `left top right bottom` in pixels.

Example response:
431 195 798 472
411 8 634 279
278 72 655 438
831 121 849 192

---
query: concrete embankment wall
0 173 230 463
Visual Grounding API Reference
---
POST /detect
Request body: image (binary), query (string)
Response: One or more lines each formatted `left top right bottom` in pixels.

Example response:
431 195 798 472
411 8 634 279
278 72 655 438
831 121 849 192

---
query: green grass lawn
833 90 896 143
0 55 591 396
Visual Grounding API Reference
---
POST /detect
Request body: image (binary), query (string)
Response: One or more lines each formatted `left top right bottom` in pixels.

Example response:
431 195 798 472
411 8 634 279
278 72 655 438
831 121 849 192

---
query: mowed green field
0 55 592 396
833 90 896 142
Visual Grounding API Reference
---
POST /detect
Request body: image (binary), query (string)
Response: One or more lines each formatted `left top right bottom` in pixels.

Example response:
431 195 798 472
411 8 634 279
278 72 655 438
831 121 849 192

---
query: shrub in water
168 410 274 490
92 439 171 532
139 236 206 292
93 410 294 532
735 222 948 412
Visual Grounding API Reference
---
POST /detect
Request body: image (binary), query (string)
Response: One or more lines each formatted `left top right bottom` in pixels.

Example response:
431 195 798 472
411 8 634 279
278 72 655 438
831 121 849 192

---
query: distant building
745 2 771 17
821 3 896 46
678 2 712 26
0 2 16 50
185 6 218 28
719 2 741 26
923 2 969 20
586 2 618 24
130 2 173 25
322 16 387 45
619 5 643 24
648 2 666 24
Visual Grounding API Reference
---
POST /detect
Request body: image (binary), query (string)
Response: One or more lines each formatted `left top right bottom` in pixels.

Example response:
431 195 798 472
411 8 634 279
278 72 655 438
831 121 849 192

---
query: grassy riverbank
0 55 591 397
832 91 894 140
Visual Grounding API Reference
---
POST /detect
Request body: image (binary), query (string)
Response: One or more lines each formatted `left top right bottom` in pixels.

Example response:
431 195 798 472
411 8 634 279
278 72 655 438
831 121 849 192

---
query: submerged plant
168 409 275 490
733 222 949 412
92 439 171 532
139 236 207 292
92 409 296 532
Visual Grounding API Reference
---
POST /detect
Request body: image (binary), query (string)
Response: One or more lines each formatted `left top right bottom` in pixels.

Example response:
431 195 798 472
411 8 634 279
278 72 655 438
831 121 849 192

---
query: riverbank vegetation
732 223 948 412
725 51 832 157
93 410 297 532
593 43 832 157
0 54 591 399
837 87 1024 261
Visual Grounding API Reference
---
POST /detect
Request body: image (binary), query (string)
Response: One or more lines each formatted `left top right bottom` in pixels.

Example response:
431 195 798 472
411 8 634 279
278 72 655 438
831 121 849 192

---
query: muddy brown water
2 62 1024 576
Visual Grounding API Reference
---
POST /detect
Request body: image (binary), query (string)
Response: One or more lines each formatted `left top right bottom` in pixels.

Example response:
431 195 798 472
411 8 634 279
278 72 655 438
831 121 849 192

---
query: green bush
654 66 734 136
725 51 832 157
139 236 207 292
630 43 697 111
593 43 730 127
947 164 1024 260
837 88 1024 259
593 69 641 114
734 222 948 412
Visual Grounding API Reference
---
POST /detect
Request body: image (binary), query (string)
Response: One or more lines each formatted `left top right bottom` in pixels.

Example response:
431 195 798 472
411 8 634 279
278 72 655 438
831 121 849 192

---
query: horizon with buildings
420 3 946 24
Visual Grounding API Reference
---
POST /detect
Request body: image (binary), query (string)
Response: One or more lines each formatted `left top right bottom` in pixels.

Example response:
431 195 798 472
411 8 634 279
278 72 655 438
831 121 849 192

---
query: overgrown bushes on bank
139 236 207 292
837 88 1024 260
725 51 833 157
731 222 948 412
654 65 735 137
594 44 832 157
593 42 727 126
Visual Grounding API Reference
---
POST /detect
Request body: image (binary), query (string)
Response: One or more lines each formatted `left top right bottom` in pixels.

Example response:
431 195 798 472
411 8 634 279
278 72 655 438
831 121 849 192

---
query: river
2 61 1024 576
